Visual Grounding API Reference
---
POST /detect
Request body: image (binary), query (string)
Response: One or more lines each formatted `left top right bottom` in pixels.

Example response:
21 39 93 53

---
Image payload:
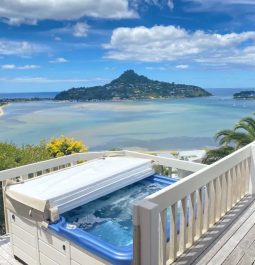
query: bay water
0 88 254 150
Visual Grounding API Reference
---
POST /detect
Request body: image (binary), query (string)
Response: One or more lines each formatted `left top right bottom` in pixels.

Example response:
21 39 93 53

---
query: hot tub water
62 176 173 247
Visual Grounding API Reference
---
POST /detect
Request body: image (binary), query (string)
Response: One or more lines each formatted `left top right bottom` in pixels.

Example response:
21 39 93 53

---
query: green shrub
0 137 88 234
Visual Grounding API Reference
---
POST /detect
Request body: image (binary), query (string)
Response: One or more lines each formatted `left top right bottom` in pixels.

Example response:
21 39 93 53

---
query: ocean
0 88 254 151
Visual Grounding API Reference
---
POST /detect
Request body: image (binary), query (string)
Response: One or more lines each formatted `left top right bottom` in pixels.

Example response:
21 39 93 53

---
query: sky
0 0 255 93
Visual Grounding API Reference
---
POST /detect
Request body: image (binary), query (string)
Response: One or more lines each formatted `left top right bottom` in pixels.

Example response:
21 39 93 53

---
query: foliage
0 136 88 234
55 70 211 101
204 114 255 164
0 142 51 171
153 164 172 176
202 146 235 165
47 136 88 157
0 142 52 234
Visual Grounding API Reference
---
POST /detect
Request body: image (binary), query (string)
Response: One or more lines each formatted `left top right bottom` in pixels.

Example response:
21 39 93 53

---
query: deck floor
174 195 255 265
0 235 20 265
1 196 255 265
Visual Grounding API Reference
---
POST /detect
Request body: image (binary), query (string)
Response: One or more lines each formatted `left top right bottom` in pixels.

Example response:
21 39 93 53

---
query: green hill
55 70 212 101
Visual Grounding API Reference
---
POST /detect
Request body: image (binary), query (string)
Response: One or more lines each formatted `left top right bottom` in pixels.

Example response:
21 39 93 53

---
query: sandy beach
0 104 6 117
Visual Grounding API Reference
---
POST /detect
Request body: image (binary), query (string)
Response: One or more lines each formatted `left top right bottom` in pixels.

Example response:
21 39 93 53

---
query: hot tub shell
5 156 172 265
7 175 177 265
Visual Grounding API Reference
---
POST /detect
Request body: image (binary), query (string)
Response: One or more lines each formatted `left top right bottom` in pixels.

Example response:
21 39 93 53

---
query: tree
203 146 235 164
47 135 88 158
203 114 255 164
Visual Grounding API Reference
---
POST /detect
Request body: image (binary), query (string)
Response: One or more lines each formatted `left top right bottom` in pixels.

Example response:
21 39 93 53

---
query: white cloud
73 22 89 37
186 0 255 6
54 36 62 41
50 23 90 38
131 0 174 10
0 0 137 25
104 66 116 71
1 64 40 70
11 77 88 83
0 39 48 56
2 17 37 26
167 0 174 9
0 77 108 83
1 64 15 69
104 25 255 66
183 0 255 15
176 64 189 69
146 66 167 70
49 57 68 64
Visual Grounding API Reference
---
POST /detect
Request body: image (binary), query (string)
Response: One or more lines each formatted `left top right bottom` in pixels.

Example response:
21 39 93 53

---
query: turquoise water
1 88 255 150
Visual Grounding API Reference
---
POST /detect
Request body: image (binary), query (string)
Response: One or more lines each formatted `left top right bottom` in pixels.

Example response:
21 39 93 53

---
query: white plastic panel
70 243 109 265
40 252 59 265
38 228 66 255
11 223 35 246
39 239 66 264
7 157 154 215
10 212 36 234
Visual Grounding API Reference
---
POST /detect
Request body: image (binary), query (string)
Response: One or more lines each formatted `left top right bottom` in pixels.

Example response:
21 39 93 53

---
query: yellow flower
47 135 88 158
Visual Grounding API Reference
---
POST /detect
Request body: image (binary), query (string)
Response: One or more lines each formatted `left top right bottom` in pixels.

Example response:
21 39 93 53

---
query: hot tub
5 156 177 265
49 175 177 265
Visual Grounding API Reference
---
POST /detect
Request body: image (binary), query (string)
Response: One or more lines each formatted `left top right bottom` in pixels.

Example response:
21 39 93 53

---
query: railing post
249 144 255 195
135 200 160 265
133 203 141 265
1 180 9 233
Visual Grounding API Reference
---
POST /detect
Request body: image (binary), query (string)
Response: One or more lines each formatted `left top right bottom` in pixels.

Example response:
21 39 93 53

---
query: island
55 70 212 101
233 91 255 99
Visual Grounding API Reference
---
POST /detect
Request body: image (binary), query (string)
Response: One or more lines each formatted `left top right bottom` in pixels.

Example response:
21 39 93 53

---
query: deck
0 235 20 265
0 196 255 265
174 195 255 265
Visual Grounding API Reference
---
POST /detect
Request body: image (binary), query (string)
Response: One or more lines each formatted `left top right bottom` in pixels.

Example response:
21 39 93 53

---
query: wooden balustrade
134 143 254 265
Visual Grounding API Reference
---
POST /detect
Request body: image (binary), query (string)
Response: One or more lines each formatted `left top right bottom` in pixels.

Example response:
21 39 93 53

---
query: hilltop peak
122 69 136 75
111 70 150 85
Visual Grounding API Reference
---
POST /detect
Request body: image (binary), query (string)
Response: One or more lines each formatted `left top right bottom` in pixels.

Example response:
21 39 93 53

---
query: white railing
0 150 205 183
124 151 205 173
0 151 123 182
133 143 255 265
0 150 205 233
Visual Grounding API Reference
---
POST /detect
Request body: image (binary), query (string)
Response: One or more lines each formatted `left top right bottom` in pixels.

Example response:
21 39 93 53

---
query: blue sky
0 0 255 92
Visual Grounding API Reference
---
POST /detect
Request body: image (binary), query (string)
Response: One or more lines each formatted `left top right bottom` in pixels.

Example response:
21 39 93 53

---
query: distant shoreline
0 97 53 103
0 96 212 106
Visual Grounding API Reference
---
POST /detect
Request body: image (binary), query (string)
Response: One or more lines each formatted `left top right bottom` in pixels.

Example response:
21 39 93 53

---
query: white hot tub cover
6 157 154 219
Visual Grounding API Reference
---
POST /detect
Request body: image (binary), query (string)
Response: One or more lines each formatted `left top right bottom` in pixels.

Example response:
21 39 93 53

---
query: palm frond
235 117 255 139
215 129 236 146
